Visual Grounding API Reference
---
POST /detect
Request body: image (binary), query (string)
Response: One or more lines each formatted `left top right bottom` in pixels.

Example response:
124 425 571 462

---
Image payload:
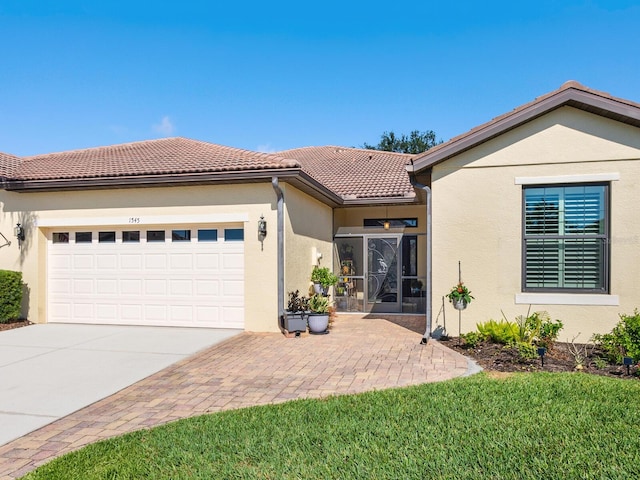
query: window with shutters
523 183 609 293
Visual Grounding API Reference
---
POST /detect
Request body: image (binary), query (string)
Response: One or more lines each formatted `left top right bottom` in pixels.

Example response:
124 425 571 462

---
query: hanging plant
446 282 474 305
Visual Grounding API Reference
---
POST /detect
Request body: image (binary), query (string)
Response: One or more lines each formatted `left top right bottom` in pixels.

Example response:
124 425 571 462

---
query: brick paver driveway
0 314 474 479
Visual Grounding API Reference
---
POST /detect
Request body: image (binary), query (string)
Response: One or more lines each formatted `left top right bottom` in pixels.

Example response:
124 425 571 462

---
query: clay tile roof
278 146 415 200
13 137 300 181
412 81 640 171
0 152 21 178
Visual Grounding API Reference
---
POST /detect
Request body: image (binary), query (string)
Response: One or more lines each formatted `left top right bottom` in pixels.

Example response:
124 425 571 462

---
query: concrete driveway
0 324 241 447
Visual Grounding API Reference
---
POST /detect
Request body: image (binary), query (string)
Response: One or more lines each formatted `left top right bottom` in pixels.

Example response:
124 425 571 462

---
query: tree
362 130 440 154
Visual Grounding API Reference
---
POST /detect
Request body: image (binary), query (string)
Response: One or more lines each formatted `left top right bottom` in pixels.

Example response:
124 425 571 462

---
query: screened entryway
334 230 426 314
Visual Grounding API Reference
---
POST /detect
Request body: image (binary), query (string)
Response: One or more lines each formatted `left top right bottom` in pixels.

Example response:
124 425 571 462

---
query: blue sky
1 1 639 156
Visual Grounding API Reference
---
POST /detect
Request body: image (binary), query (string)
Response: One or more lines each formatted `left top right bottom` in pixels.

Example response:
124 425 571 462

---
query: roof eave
3 167 347 208
411 87 640 172
3 169 303 192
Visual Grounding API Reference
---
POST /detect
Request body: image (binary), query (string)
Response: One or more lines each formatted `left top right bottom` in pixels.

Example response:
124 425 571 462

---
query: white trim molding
35 213 249 228
515 293 619 306
514 172 620 185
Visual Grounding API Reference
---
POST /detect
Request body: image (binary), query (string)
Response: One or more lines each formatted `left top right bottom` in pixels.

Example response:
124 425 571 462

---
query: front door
366 236 401 312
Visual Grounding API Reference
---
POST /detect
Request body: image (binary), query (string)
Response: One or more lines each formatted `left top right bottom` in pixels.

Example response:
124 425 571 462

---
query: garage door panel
96 279 118 295
196 280 219 296
48 225 244 328
145 304 168 322
73 255 94 269
50 255 71 270
50 278 72 295
145 279 167 295
121 304 143 320
97 304 118 320
222 253 243 271
221 307 243 328
50 303 71 321
73 303 94 319
96 255 118 270
73 279 94 294
120 279 143 295
170 305 193 322
170 254 193 269
120 254 143 269
195 306 219 323
222 279 243 297
145 254 167 269
170 279 193 296
195 253 219 270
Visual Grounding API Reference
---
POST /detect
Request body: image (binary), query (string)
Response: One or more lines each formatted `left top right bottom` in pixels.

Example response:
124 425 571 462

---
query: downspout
408 167 432 344
272 177 285 328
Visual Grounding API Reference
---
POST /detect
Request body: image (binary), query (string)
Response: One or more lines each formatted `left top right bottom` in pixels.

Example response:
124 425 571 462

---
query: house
1 81 638 340
0 138 424 332
409 81 640 340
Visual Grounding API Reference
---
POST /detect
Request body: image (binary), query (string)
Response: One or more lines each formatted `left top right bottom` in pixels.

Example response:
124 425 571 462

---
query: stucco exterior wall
0 183 280 332
430 106 640 340
334 204 426 234
282 184 333 298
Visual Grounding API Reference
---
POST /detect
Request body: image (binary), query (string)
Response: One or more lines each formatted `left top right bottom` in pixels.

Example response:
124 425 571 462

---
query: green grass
23 373 640 479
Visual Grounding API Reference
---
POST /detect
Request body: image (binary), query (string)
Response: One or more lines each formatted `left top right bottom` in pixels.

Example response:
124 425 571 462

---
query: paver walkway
0 314 474 479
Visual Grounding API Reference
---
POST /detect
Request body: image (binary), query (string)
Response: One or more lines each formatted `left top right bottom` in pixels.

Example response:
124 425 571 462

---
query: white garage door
47 225 244 328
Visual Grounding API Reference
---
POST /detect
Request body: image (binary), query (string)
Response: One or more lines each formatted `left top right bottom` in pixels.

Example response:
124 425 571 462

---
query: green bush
0 270 23 323
460 331 482 348
593 309 640 364
516 341 538 360
476 319 519 345
520 311 563 350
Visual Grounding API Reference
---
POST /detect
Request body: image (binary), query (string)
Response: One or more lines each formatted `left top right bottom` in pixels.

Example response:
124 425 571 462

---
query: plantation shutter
524 185 608 292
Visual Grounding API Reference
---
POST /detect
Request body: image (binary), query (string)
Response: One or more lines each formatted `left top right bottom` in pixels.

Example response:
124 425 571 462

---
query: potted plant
283 290 309 333
307 293 330 333
311 266 339 295
446 282 474 310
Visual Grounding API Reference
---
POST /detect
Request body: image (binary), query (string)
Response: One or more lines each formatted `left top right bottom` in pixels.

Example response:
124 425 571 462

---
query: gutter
272 177 285 329
406 164 432 344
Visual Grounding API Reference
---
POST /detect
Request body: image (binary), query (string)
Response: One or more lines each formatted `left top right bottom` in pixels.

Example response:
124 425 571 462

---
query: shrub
511 310 563 350
593 310 640 364
460 331 482 348
0 270 23 323
516 341 538 360
476 319 519 345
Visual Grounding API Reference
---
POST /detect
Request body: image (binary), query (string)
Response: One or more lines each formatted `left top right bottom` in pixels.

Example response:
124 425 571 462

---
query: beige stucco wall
0 183 281 332
334 204 426 234
282 184 333 298
430 106 640 340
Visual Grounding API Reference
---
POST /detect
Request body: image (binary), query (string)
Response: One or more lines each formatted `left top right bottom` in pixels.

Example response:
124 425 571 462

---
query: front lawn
23 373 640 479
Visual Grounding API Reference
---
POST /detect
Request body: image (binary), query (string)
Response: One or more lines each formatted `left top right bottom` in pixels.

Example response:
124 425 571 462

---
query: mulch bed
439 337 639 380
0 319 33 332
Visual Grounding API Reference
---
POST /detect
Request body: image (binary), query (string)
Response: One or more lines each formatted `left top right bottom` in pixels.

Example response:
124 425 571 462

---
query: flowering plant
446 282 474 304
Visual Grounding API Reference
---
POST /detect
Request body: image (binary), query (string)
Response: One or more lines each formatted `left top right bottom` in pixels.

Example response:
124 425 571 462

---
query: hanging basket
452 298 468 311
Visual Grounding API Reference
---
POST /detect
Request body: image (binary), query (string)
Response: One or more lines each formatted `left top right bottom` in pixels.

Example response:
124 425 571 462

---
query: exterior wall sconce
383 206 390 230
258 215 267 250
15 223 25 243
383 220 390 230
258 215 267 237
